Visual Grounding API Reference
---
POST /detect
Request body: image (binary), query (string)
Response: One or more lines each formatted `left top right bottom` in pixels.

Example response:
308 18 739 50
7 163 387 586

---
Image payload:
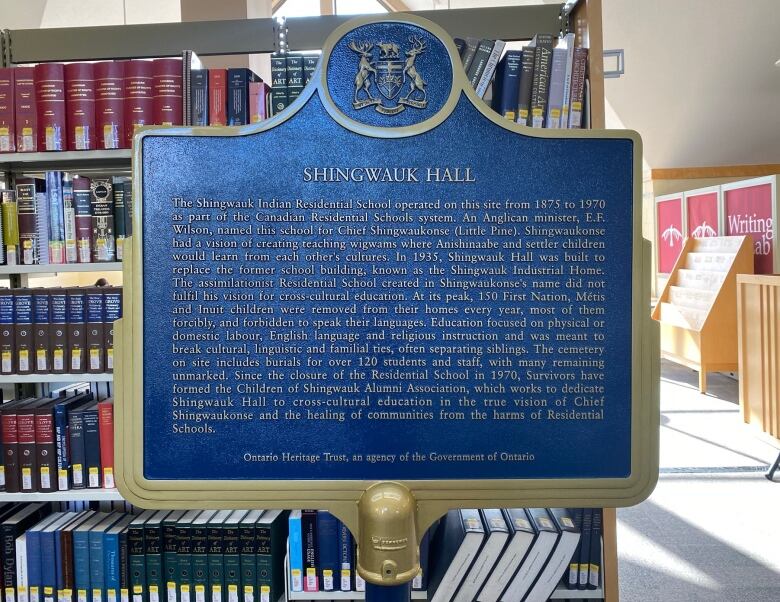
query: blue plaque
116 14 658 512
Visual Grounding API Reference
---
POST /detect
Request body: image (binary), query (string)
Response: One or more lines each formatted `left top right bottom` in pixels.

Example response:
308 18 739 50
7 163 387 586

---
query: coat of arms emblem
348 36 428 115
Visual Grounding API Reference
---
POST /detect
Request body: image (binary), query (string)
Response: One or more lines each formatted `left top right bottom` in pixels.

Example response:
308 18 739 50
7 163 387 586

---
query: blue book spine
90 529 106 602
54 529 67 595
288 513 303 593
498 51 523 120
104 532 120 602
0 288 14 374
73 530 91 597
32 289 50 372
82 409 101 488
337 522 352 592
46 171 65 263
316 512 338 592
68 411 87 489
54 404 70 491
227 69 247 126
40 532 57 602
26 529 44 602
190 70 208 127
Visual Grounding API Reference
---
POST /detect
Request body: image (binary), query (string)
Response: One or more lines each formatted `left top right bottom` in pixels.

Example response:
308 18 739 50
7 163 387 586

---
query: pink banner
657 197 684 273
724 183 774 274
686 192 719 238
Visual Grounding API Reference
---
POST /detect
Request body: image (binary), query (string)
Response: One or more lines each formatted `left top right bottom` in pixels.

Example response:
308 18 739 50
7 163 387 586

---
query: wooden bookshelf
652 236 754 393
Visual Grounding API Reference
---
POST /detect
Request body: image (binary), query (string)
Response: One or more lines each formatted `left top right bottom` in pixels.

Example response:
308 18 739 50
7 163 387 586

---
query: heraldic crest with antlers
348 36 428 115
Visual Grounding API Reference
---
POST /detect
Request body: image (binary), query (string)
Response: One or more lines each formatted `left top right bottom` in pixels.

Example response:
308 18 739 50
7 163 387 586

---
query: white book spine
559 33 576 128
475 41 506 98
16 534 28 602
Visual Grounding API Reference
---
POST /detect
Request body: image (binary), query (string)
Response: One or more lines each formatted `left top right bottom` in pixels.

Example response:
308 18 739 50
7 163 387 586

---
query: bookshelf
0 373 113 384
652 236 754 393
0 262 123 275
0 2 619 599
0 488 122 502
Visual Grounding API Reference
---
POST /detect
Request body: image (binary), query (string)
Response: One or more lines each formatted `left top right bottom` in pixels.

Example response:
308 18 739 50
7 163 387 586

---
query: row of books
0 174 131 266
269 54 320 116
457 34 588 129
0 505 288 602
0 286 122 376
188 68 270 127
0 388 114 492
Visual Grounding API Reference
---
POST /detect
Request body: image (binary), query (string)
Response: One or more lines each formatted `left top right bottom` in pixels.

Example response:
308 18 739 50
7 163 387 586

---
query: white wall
0 0 181 29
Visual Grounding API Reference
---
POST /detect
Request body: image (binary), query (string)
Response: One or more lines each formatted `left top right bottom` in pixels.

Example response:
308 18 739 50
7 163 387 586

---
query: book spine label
14 68 37 152
33 291 51 373
16 182 39 265
65 63 96 150
0 68 15 152
208 70 226 126
89 180 115 263
152 59 183 126
35 63 67 151
190 71 208 127
95 62 125 150
14 290 34 375
97 402 114 488
270 55 288 116
0 289 14 374
46 172 65 264
123 60 153 147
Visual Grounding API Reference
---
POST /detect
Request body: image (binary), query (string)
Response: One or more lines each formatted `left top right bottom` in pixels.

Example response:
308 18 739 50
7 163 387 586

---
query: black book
129 510 155 602
124 179 133 238
227 68 261 126
517 40 536 125
89 179 115 262
428 509 485 602
588 508 602 590
67 402 95 489
286 55 304 103
528 33 554 127
453 38 466 57
0 287 14 374
191 69 209 127
460 37 479 72
577 508 593 590
145 510 170 601
1 502 50 595
568 508 584 589
301 509 318 593
270 54 288 116
524 508 579 601
466 39 495 89
112 179 126 261
82 403 101 488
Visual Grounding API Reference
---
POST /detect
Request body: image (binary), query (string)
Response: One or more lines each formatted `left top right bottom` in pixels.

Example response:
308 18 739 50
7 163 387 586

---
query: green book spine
255 524 271 602
207 526 224 602
128 526 146 602
145 522 164 602
270 54 288 116
163 519 180 602
176 525 192 602
238 524 256 602
222 526 241 602
191 525 209 602
268 514 287 602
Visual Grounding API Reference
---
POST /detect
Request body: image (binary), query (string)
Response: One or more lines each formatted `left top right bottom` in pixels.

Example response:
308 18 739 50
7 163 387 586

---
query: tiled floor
618 361 780 601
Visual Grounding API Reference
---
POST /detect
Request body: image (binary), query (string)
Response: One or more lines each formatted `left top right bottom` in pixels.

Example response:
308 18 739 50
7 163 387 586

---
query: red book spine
34 63 67 151
97 400 114 488
152 58 183 126
16 410 36 491
209 69 227 126
1 411 20 492
14 67 36 152
64 62 96 150
123 59 154 147
0 68 15 152
95 61 126 149
34 410 56 492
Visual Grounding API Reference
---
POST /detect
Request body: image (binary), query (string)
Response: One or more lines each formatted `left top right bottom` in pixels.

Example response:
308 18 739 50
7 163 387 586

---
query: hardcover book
82 404 101 487
287 511 302 593
302 55 319 85
338 521 352 592
476 509 536 602
528 33 555 128
208 69 227 126
269 55 288 116
492 50 523 121
72 177 92 263
90 514 125 602
152 59 183 126
285 56 304 104
176 509 203 602
64 63 96 150
2 398 35 491
500 508 559 602
32 290 51 374
124 60 154 147
545 43 568 128
17 399 50 491
523 507 580 602
45 172 65 264
33 400 57 493
112 181 126 262
255 510 286 602
161 510 186 602
474 40 506 99
62 175 77 263
460 37 479 72
14 67 37 152
94 61 125 150
221 510 246 602
516 41 535 125
316 512 338 592
1 189 20 265
97 400 114 488
568 47 588 129
0 68 15 152
206 510 231 602
301 510 318 593
34 63 67 151
15 179 42 266
13 289 34 375
191 511 217 602
248 82 269 124
105 515 135 602
53 391 94 490
190 70 208 127
588 508 602 590
0 288 15 374
85 288 105 373
144 510 170 602
48 289 67 374
26 513 66 602
66 288 87 374
238 510 263 602
429 509 485 602
128 511 155 602
1 503 50 601
466 39 495 90
227 68 261 126
454 509 509 602
89 179 115 263
558 33 576 129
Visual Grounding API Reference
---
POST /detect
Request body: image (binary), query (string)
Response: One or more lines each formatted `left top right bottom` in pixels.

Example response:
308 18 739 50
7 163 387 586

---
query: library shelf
0 262 123 275
287 592 427 600
0 149 131 171
0 373 114 384
0 488 123 501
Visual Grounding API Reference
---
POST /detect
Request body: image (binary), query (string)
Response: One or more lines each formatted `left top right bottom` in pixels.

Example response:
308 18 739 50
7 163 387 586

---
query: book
16 179 42 266
476 509 535 602
588 508 602 590
53 390 94 490
558 33 576 129
227 68 261 126
208 70 227 126
316 512 338 592
90 514 125 602
145 510 170 602
34 189 49 267
221 510 245 602
460 37 479 72
14 67 36 152
32 290 51 374
429 509 485 602
301 510 318 593
302 55 319 85
0 287 14 374
238 510 262 602
190 70 208 127
105 515 135 602
191 511 216 602
89 179 115 263
269 55 288 116
0 68 15 152
466 40 495 90
412 527 432 591
568 47 588 129
2 189 20 265
515 41 535 126
97 400 114 488
453 38 466 56
576 508 592 589
255 510 285 602
2 399 34 491
73 512 108 602
545 42 568 128
492 50 523 120
66 288 87 374
34 63 66 151
45 172 65 264
62 175 77 264
64 63 96 150
95 61 125 150
15 532 27 602
287 511 302 593
103 286 121 373
523 508 580 602
82 404 101 488
567 508 584 589
128 511 155 602
124 60 154 147
26 513 66 602
33 400 58 492
13 289 34 375
176 509 203 602
286 56 304 104
152 59 183 126
499 508 559 602
248 83 269 124
112 181 126 262
2 503 49 602
68 403 92 489
85 288 105 374
454 509 509 602
206 510 231 602
17 399 49 492
529 33 554 128
72 177 92 264
161 510 186 602
475 40 506 98
338 521 352 592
